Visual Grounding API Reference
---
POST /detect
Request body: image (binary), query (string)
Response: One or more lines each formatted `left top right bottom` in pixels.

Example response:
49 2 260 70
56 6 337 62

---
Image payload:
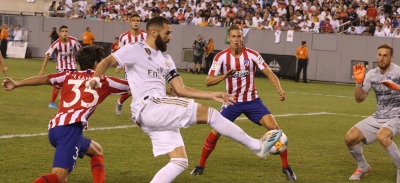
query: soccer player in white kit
346 44 400 182
115 14 147 116
87 17 283 183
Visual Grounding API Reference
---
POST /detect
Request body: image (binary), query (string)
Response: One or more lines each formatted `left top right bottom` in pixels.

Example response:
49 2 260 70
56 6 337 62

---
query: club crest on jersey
243 59 250 67
387 77 392 80
145 48 151 55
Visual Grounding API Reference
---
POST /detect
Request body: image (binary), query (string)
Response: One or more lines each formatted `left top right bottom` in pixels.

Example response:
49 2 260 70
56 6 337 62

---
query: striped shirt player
209 46 268 102
46 36 82 72
191 24 293 180
119 30 147 48
48 70 130 129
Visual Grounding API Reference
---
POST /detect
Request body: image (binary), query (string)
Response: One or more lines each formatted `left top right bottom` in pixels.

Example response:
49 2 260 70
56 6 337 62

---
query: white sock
349 144 369 169
207 108 260 153
150 158 188 183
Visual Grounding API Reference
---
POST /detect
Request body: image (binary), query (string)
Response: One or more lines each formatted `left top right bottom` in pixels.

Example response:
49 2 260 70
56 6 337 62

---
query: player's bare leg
345 127 370 180
85 140 105 183
259 114 296 181
377 127 400 183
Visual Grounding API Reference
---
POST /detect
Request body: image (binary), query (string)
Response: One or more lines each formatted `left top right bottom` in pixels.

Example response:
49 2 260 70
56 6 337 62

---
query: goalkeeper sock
50 87 59 103
386 142 400 169
118 93 131 104
207 108 260 153
90 155 105 183
199 131 220 168
32 173 59 183
280 148 289 168
349 144 369 169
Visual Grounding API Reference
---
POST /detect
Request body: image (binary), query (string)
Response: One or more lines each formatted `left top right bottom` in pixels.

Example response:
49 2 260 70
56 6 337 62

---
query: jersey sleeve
45 42 58 56
208 55 223 76
47 71 69 89
75 40 82 50
362 69 373 93
118 35 125 48
111 44 134 68
105 76 130 94
252 53 268 71
165 59 180 83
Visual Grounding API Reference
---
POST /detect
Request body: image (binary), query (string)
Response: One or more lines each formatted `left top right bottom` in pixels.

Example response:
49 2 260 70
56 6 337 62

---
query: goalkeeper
345 44 400 182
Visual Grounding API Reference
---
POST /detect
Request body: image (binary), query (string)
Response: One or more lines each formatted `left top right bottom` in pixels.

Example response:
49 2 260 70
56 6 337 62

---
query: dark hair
130 13 140 19
302 41 306 45
378 44 393 56
59 25 68 31
86 27 90 31
146 17 171 32
115 37 119 40
76 45 105 70
227 24 242 35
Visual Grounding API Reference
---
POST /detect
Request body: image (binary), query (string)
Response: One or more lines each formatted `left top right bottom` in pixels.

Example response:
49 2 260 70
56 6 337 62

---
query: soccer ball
265 130 288 155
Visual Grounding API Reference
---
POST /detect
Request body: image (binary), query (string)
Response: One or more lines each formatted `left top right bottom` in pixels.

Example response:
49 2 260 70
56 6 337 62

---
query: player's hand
85 77 102 90
1 66 7 76
381 80 400 91
115 67 121 74
353 64 365 84
224 69 236 79
212 92 236 105
277 89 285 101
2 77 17 91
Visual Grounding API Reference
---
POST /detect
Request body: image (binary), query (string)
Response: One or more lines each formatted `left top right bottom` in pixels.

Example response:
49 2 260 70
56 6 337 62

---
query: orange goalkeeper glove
381 80 400 91
353 64 365 84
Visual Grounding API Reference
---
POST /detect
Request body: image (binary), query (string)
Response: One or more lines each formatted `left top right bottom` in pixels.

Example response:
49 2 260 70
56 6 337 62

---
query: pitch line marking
0 112 368 139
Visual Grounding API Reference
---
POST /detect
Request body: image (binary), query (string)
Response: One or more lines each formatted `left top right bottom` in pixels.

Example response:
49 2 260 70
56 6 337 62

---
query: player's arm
169 73 235 105
2 76 51 91
87 55 119 89
205 70 235 86
0 52 7 75
261 67 285 101
39 55 50 76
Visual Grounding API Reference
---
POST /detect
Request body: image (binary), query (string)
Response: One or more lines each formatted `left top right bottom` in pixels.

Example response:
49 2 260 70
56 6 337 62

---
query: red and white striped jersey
47 70 130 130
45 36 82 70
119 30 147 48
208 46 269 102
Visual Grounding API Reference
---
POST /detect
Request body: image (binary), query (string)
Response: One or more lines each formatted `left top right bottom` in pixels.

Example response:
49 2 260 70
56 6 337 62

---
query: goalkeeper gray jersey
362 63 400 119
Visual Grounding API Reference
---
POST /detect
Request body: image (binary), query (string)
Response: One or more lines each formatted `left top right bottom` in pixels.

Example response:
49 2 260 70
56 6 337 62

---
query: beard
155 35 167 52
378 61 390 71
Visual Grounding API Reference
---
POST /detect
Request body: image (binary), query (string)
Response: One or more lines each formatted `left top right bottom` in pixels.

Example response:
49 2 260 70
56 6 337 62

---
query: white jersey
112 42 178 120
362 63 400 119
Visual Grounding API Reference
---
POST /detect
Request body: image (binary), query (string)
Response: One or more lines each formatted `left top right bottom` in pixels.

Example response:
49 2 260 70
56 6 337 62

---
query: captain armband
166 69 180 83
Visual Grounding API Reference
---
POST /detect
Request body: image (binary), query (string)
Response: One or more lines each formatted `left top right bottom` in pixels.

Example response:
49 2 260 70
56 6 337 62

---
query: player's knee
376 129 392 145
90 141 104 156
171 158 188 170
344 132 359 146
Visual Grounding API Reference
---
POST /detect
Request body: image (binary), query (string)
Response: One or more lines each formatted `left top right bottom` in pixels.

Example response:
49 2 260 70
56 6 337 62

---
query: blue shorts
220 98 271 126
48 122 91 173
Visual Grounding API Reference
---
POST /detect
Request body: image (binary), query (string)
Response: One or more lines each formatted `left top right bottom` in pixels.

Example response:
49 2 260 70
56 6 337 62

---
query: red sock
91 155 105 183
50 87 59 103
32 173 59 183
198 132 220 168
280 148 289 168
118 93 131 104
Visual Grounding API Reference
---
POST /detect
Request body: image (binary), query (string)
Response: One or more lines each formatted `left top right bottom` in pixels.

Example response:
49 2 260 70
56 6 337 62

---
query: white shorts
138 97 198 157
355 116 400 145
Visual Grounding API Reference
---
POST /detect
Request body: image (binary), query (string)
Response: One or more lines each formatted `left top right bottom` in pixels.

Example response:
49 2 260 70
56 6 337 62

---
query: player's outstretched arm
87 55 119 89
205 69 235 86
2 76 51 91
261 67 285 101
39 55 50 76
170 76 236 105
